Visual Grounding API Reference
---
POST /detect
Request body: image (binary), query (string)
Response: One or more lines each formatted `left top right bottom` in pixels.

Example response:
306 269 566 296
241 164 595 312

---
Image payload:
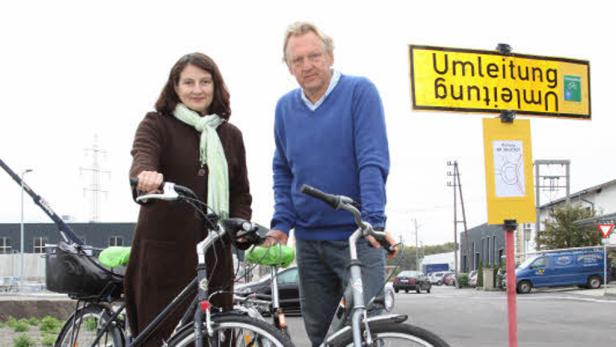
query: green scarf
173 103 229 218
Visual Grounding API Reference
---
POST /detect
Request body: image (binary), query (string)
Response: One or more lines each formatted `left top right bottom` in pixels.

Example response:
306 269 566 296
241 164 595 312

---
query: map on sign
482 118 536 224
493 140 525 197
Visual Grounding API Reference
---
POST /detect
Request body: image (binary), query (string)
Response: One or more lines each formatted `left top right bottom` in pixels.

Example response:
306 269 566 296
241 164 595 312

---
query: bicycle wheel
56 303 125 347
166 313 295 347
332 321 449 347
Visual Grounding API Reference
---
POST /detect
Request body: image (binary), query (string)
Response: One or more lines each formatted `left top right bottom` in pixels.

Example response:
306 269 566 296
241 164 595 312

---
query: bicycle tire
55 303 125 347
166 313 295 347
331 321 449 347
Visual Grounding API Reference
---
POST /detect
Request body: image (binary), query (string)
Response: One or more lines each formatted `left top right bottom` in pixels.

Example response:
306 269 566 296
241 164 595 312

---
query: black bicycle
52 180 295 347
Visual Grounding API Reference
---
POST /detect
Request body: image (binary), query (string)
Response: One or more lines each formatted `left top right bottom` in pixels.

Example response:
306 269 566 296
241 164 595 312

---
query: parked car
468 270 478 287
393 270 431 293
428 271 448 285
235 266 395 315
442 272 456 286
235 265 301 314
514 249 608 294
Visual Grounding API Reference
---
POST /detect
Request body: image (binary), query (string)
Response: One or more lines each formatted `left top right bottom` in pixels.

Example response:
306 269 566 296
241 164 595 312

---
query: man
266 22 398 346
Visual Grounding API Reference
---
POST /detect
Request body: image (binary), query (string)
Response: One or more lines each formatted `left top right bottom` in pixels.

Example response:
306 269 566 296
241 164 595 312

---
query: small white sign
493 140 525 198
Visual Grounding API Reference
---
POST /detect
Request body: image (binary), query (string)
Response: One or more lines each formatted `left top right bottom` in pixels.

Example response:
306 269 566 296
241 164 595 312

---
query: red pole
504 220 518 347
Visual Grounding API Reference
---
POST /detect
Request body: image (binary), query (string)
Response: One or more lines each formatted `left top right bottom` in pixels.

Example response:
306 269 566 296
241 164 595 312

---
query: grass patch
26 317 40 326
41 334 56 347
13 334 35 347
39 316 61 334
13 320 29 333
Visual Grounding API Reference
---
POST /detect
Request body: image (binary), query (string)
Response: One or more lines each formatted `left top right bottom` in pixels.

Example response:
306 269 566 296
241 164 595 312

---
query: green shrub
26 317 40 326
85 317 98 331
13 320 29 332
477 261 484 287
13 334 34 347
41 334 56 347
40 316 61 333
6 317 18 328
458 273 469 287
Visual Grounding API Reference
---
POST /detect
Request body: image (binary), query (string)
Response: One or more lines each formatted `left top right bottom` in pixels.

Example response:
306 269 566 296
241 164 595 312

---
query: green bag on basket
98 246 131 268
245 245 295 268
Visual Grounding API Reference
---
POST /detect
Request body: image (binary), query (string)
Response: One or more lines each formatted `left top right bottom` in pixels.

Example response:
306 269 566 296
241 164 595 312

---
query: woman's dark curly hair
155 52 231 119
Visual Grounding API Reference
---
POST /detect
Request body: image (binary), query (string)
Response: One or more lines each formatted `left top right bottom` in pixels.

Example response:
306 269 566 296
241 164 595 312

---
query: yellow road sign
483 118 536 224
410 45 591 119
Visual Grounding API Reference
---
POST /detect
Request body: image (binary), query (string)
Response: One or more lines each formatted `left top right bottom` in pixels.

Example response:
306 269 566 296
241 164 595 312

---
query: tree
535 203 600 250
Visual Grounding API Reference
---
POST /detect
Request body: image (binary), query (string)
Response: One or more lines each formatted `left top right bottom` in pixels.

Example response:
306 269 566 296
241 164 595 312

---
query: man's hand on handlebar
262 229 289 247
367 231 399 260
136 170 164 193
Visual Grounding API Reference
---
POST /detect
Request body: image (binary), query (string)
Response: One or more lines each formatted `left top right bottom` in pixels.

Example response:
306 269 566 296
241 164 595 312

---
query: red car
393 270 431 293
442 272 456 286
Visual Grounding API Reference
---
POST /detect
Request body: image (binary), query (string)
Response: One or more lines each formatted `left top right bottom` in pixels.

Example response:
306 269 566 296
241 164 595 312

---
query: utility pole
447 161 470 280
80 134 110 222
414 219 420 271
533 160 570 248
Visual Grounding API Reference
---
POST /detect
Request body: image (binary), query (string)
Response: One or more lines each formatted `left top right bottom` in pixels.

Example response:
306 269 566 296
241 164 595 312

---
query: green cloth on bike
99 246 131 268
245 245 295 268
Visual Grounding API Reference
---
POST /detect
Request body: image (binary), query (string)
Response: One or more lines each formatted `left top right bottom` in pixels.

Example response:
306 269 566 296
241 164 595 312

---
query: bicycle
234 244 297 334
54 180 295 347
297 184 450 347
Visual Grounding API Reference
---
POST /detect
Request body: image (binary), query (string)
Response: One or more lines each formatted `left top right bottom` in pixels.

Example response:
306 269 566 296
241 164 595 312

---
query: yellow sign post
410 45 591 119
482 118 536 224
409 43 590 347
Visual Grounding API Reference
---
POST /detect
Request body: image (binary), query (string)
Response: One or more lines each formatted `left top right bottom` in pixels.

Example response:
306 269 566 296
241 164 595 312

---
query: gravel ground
0 325 57 347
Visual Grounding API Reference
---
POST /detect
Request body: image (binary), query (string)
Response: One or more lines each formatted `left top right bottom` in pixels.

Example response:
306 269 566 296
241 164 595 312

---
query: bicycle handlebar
129 177 264 246
300 184 396 255
300 184 341 209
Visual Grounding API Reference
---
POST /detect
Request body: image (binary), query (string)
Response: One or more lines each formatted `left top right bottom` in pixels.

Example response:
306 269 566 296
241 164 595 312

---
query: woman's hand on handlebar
367 231 399 260
136 171 164 193
262 229 289 247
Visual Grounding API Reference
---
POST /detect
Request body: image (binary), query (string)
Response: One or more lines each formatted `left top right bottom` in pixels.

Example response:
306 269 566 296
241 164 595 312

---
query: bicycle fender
321 313 409 346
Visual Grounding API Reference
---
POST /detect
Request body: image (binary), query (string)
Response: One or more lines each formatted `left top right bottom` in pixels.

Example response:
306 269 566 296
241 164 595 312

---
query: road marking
399 293 616 304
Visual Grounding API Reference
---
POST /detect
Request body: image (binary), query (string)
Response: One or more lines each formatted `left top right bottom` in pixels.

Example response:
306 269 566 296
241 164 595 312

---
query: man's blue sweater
271 74 390 240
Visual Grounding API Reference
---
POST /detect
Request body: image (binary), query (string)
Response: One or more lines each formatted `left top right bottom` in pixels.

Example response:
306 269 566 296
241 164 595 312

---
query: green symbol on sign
564 75 581 102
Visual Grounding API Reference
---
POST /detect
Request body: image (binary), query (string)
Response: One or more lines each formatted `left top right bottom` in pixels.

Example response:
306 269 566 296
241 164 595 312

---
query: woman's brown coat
125 112 252 346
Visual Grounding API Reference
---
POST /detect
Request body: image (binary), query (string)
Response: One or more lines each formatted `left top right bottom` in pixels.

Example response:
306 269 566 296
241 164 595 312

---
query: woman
125 52 252 345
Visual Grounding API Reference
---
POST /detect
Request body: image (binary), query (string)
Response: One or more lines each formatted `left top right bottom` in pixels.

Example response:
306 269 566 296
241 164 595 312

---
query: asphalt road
285 285 616 347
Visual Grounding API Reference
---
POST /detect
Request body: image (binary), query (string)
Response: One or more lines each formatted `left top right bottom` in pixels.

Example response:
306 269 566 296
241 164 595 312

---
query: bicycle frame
84 212 251 346
319 225 407 347
298 187 407 347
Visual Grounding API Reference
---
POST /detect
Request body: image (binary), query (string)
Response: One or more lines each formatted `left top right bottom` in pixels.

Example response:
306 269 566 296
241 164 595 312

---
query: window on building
492 235 496 265
486 237 491 266
0 237 12 254
498 249 504 266
472 242 476 270
33 237 48 253
109 236 124 247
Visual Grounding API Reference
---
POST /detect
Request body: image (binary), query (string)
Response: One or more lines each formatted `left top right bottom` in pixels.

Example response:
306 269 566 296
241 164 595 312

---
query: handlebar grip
377 238 396 255
129 177 165 191
300 184 340 209
130 177 196 200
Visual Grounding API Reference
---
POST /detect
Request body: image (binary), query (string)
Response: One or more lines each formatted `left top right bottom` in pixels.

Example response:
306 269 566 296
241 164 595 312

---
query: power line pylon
80 134 110 222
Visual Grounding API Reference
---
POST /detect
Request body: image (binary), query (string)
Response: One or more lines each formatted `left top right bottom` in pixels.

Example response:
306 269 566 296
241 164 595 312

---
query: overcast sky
1 0 614 246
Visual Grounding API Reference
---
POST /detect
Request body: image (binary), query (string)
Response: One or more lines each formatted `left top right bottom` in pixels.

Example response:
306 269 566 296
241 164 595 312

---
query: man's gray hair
282 21 334 63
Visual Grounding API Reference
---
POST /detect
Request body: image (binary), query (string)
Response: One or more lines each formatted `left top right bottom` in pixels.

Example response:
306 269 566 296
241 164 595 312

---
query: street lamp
20 168 32 288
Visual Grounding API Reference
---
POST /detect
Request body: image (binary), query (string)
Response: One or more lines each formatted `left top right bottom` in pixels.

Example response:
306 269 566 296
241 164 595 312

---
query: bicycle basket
45 240 124 298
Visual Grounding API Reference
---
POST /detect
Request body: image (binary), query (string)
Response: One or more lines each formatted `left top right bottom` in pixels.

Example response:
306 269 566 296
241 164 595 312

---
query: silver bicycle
300 184 450 347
